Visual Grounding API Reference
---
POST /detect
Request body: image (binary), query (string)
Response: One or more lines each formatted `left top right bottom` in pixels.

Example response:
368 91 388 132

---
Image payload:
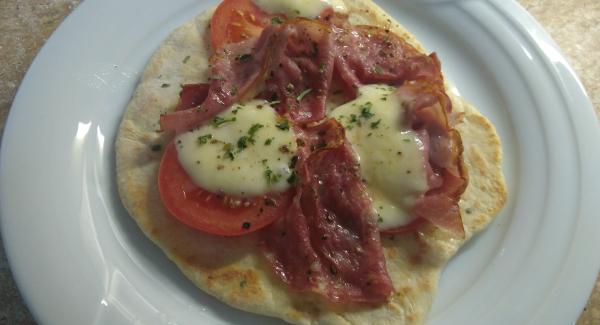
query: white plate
2 0 599 324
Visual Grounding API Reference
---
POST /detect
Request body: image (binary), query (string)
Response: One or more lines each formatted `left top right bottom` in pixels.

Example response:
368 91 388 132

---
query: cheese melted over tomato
176 85 428 229
175 100 297 197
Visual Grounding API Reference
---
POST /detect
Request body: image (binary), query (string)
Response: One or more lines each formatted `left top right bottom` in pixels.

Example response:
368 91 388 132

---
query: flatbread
115 1 507 324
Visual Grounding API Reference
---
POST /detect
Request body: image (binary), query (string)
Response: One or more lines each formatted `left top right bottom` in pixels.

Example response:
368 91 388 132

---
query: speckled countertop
0 0 598 324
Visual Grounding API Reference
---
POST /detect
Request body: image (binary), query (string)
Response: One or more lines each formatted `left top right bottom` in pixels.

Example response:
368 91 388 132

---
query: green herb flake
275 119 290 131
264 168 281 184
150 144 162 152
360 102 374 119
265 137 274 145
286 171 298 184
370 119 381 129
296 88 312 101
197 134 213 145
319 63 326 73
242 222 251 230
271 16 284 24
161 83 170 88
236 53 252 62
403 138 411 143
248 123 264 138
377 217 384 223
182 55 191 64
223 143 235 160
212 116 237 127
237 136 249 150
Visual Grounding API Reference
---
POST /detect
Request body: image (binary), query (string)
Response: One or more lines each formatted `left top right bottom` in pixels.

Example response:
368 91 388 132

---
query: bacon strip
386 81 467 235
174 83 210 111
260 19 335 123
160 28 277 132
329 20 443 94
261 119 393 304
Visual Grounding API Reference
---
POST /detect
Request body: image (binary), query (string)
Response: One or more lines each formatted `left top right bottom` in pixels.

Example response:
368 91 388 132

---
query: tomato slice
210 0 281 50
158 142 294 236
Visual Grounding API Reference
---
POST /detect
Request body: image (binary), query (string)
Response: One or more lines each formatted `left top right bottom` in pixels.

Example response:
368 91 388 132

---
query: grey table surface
1 0 598 324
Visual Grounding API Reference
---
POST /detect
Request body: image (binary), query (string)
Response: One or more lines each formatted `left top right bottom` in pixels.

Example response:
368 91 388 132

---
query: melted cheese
329 85 429 229
253 0 347 18
175 100 297 197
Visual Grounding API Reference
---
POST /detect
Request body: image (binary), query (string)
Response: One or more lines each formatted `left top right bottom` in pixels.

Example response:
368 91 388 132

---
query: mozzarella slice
329 84 429 229
175 100 297 198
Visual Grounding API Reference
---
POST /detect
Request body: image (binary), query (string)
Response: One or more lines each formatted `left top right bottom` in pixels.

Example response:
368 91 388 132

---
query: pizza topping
389 81 466 235
175 83 210 111
330 21 443 96
261 119 393 304
158 142 294 236
330 84 429 229
175 99 298 197
254 0 347 18
209 0 277 50
161 28 277 132
260 19 335 123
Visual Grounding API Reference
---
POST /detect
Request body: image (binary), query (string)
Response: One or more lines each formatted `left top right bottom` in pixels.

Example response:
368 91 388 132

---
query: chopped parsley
370 119 381 129
161 83 170 88
359 102 374 119
236 123 264 151
296 88 312 101
242 222 251 229
264 168 281 184
319 63 326 73
286 171 297 184
212 116 236 127
150 144 162 152
223 143 235 160
275 119 290 131
182 55 191 64
271 16 284 24
264 137 274 145
237 136 250 150
248 123 264 140
236 53 252 62
197 134 212 145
